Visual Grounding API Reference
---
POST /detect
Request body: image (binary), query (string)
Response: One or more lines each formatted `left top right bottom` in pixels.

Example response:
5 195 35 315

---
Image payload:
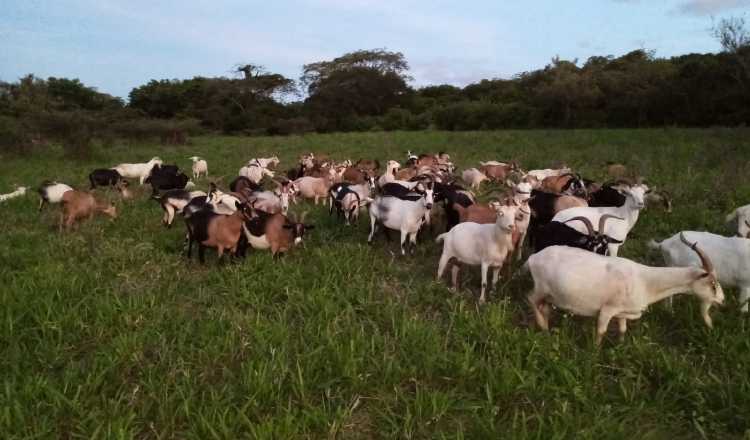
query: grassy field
1 129 750 439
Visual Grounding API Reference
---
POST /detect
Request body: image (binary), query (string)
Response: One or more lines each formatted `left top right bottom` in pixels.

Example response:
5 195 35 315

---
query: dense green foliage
2 130 750 438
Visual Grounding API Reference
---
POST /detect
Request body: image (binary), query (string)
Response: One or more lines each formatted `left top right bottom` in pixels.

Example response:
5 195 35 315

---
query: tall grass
1 129 749 438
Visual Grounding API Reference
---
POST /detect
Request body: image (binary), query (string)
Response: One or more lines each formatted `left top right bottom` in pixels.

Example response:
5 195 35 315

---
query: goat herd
3 150 750 344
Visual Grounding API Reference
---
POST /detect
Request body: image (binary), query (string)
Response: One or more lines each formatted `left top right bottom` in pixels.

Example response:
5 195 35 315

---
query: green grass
1 129 750 439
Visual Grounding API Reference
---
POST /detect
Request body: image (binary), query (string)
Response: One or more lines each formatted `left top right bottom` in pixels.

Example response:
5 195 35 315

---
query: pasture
1 129 750 438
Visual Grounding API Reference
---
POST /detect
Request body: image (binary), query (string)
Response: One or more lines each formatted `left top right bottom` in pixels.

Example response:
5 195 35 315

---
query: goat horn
598 214 623 233
564 216 595 236
680 233 714 273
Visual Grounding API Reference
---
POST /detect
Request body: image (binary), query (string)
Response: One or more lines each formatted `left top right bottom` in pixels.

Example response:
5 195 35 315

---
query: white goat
650 231 750 312
248 156 280 169
112 157 163 185
37 181 74 211
368 184 435 255
189 156 208 179
436 203 518 304
725 205 750 238
526 235 724 344
377 160 401 188
462 168 489 190
239 163 275 184
551 184 648 256
525 167 571 181
0 186 27 202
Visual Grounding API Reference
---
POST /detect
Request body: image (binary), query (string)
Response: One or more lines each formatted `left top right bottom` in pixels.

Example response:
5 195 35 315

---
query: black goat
588 184 627 207
145 166 189 197
534 215 623 255
229 176 262 193
89 169 125 189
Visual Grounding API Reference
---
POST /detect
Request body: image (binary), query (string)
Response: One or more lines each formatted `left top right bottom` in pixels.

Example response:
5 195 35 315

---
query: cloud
675 0 750 15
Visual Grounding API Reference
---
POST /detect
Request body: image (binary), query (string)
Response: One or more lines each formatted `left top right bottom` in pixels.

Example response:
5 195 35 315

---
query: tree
301 49 412 131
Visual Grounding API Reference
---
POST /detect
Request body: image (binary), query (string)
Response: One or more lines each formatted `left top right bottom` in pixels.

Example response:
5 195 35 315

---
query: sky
1 0 748 99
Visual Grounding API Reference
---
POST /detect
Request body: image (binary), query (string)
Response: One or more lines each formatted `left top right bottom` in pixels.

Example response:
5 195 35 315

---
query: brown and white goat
59 190 117 231
242 211 314 256
186 201 254 263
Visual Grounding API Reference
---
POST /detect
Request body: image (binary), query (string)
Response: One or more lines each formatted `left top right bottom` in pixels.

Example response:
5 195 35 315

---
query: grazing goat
436 203 518 304
189 156 208 179
725 205 750 237
526 234 724 344
650 231 750 312
112 157 163 185
242 211 314 257
368 183 435 255
157 189 207 227
37 181 74 211
551 184 648 256
462 168 489 189
0 186 27 202
186 201 254 263
534 215 623 255
59 190 117 231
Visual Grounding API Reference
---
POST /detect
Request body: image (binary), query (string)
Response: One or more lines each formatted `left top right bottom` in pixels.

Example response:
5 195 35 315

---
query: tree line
1 17 748 155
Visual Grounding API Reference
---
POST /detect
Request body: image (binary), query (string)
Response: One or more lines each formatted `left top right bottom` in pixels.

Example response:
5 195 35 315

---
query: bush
267 117 315 136
37 111 96 159
0 116 32 155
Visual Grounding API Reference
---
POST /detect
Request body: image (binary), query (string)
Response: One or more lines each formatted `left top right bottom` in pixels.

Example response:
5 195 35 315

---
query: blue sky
1 0 748 99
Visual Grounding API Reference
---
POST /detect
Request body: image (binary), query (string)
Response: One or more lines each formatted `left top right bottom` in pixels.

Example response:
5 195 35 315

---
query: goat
248 156 280 169
89 169 123 189
650 231 750 312
525 167 572 182
588 184 627 207
59 190 117 231
534 215 623 255
526 234 724 344
229 176 262 193
186 201 254 263
479 163 516 183
342 167 371 184
354 159 380 173
145 168 190 197
551 184 648 256
294 171 335 205
645 190 672 213
368 183 435 255
462 168 489 189
726 204 750 237
377 160 401 188
436 203 518 304
0 186 27 202
157 189 207 227
112 157 163 185
540 173 587 198
189 156 208 179
248 190 288 215
242 211 314 257
526 189 588 246
239 162 275 184
37 181 74 211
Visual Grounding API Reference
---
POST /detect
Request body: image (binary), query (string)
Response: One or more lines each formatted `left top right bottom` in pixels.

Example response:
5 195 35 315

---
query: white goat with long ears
436 203 518 304
0 186 27 202
526 234 724 345
368 183 435 255
650 231 750 312
112 157 163 185
377 160 401 188
189 156 208 179
551 183 649 256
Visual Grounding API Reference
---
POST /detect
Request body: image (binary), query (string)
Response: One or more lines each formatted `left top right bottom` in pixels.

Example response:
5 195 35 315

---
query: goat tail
647 239 662 251
435 232 447 243
726 209 738 224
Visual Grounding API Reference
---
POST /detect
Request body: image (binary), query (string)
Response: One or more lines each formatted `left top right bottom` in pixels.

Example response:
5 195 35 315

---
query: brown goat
554 195 588 213
59 190 117 231
342 167 370 184
479 164 513 182
452 201 501 224
187 202 253 262
243 211 314 256
354 159 380 172
607 163 628 179
395 167 418 181
541 174 576 193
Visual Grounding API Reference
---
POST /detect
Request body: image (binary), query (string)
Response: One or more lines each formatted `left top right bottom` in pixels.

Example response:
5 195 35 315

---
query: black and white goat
534 215 623 255
368 182 435 255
